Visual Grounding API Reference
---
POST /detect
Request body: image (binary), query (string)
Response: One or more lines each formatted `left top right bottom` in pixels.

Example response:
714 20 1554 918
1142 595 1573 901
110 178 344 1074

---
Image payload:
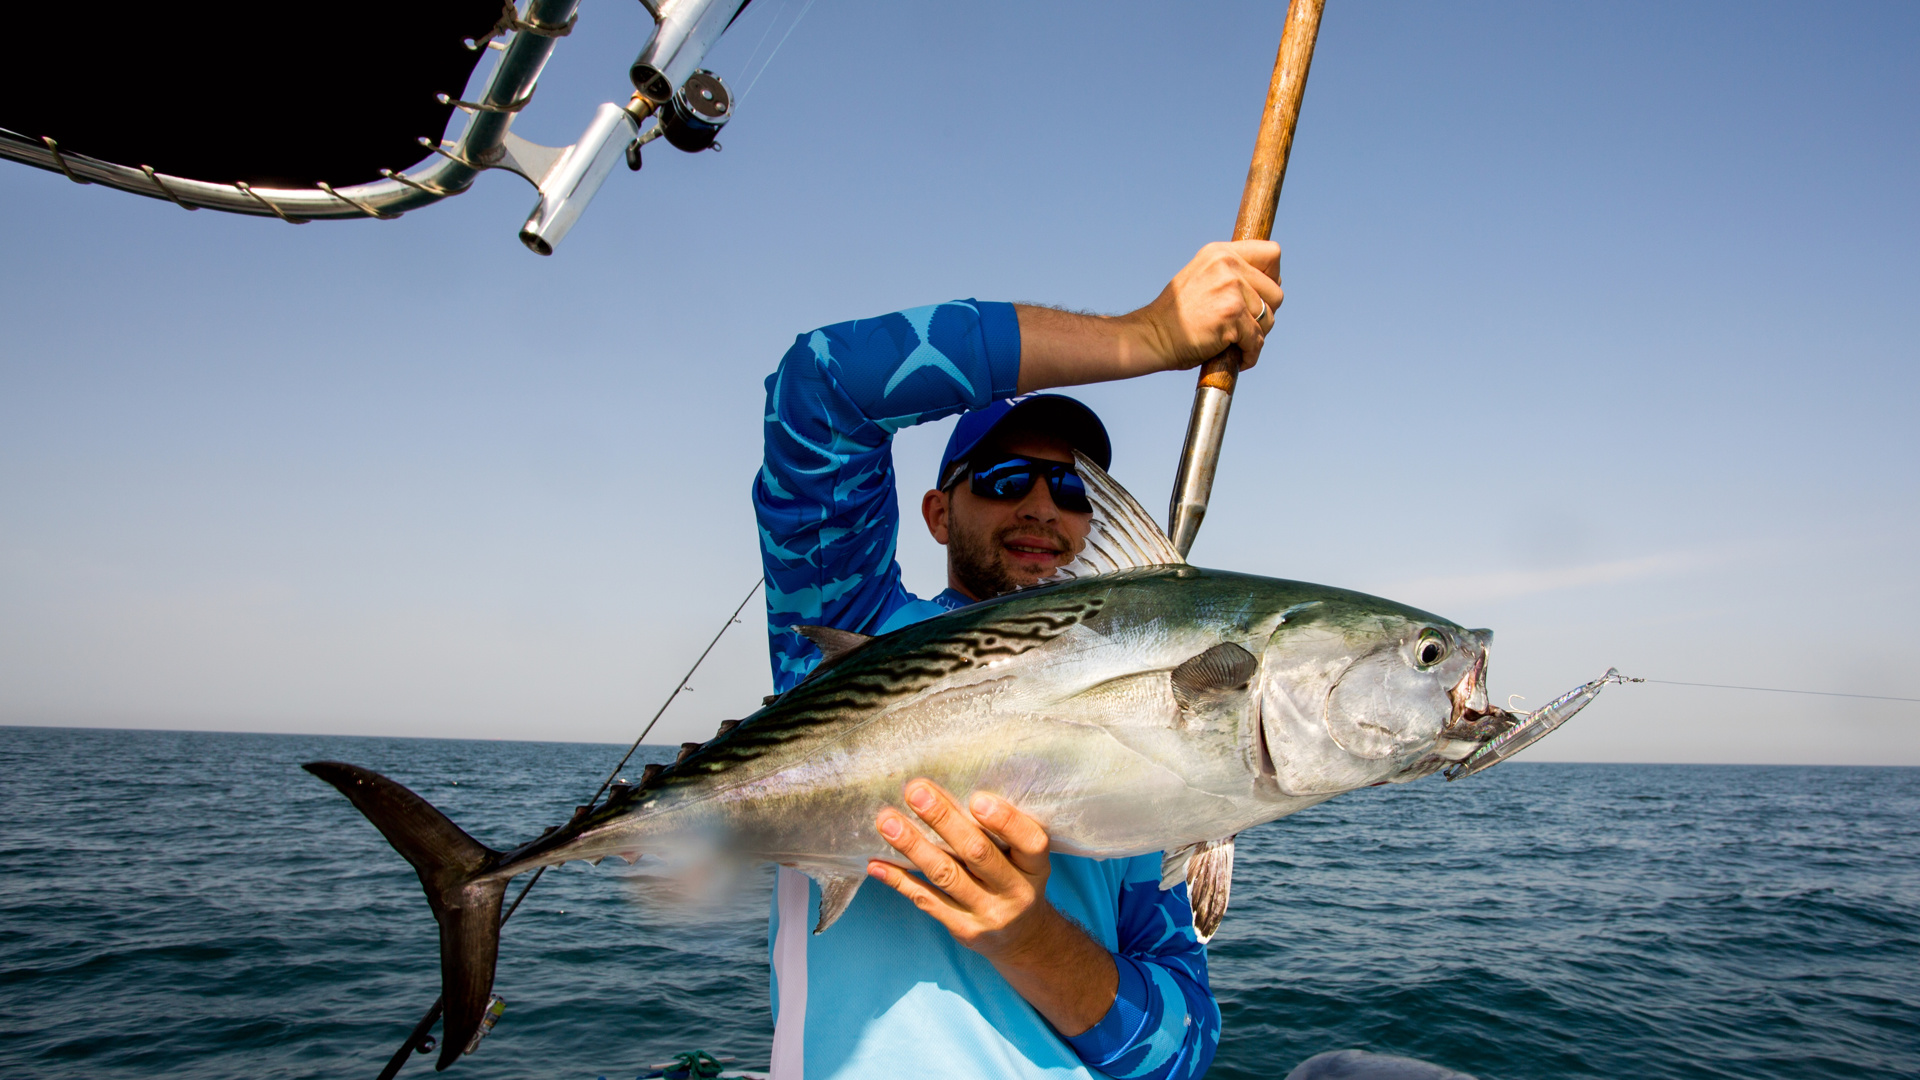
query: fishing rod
374 577 764 1080
1167 0 1326 557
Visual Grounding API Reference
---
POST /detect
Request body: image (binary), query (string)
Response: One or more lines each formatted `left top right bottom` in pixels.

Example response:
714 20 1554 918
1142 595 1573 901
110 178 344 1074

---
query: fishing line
377 576 765 1079
740 0 818 103
730 0 790 97
1638 678 1919 705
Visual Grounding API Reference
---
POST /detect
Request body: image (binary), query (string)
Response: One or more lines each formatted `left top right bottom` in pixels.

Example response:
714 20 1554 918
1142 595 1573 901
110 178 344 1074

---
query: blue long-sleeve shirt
754 300 1220 1080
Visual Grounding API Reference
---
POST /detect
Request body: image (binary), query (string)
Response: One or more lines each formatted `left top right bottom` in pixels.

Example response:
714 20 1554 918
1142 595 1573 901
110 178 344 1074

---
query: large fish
307 456 1543 1069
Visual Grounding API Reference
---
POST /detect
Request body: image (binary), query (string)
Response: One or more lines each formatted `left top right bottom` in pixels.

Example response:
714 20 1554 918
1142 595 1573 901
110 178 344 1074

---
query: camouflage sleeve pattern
755 300 1021 692
1065 858 1221 1080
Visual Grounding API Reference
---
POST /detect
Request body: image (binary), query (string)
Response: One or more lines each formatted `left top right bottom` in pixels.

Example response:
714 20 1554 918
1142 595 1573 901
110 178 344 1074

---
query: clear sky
3 0 1915 763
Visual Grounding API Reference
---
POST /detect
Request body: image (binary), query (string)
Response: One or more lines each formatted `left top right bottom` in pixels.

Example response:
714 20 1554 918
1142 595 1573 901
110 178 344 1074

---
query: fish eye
1415 630 1448 668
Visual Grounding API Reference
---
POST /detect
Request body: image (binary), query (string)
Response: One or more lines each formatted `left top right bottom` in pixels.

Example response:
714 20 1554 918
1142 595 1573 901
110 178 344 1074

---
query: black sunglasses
959 455 1093 514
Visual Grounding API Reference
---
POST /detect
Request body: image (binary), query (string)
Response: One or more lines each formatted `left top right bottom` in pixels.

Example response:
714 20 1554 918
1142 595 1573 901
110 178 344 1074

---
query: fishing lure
1445 668 1641 781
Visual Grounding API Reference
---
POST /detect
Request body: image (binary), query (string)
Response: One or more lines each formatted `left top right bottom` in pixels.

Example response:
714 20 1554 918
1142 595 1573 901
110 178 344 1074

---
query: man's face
921 431 1094 601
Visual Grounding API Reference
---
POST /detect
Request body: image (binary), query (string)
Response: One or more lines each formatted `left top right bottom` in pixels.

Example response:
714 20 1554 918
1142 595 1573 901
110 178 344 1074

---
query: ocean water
1 726 1914 1079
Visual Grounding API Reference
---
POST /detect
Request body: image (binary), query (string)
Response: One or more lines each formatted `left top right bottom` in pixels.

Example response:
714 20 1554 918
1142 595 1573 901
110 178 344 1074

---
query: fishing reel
626 69 733 170
663 70 732 151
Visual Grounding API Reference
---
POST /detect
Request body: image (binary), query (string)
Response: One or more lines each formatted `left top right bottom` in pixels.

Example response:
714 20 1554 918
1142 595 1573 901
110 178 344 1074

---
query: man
755 241 1283 1080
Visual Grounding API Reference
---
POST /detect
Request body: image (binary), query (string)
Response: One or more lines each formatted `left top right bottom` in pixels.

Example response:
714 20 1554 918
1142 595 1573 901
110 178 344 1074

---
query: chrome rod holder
629 0 747 102
517 103 640 255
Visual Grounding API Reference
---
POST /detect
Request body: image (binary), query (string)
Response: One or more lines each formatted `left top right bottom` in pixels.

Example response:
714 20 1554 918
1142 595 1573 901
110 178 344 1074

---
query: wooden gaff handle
1197 0 1325 395
1167 0 1324 556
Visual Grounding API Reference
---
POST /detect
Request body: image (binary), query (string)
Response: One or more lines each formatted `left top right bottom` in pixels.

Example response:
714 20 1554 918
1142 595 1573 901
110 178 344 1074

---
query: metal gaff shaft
1167 0 1326 557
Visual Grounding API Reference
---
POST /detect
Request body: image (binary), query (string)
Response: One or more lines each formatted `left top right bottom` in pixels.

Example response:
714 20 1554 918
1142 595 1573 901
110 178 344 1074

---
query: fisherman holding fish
757 241 1283 1080
306 236 1550 1076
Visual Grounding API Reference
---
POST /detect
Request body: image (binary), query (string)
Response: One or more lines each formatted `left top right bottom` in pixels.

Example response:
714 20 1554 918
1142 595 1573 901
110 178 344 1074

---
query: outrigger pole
1167 0 1326 557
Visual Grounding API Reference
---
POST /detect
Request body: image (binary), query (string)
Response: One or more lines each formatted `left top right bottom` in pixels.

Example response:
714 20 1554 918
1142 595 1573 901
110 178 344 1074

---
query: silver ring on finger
1255 298 1270 325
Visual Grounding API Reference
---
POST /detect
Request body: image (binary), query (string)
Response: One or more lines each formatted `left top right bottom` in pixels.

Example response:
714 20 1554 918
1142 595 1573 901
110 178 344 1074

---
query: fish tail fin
304 761 506 1071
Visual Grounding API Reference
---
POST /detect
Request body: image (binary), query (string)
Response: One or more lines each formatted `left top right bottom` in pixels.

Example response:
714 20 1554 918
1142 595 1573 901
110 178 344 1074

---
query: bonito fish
308 455 1585 1069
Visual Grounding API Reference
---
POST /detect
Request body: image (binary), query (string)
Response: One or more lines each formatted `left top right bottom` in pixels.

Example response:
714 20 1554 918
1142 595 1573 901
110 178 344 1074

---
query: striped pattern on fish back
649 587 1114 793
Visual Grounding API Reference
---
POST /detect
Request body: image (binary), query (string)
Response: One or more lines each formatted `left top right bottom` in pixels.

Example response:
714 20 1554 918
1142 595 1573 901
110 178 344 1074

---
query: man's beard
948 521 1072 600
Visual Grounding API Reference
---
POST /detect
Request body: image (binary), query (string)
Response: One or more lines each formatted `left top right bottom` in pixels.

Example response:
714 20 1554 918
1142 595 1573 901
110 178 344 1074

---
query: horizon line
4 720 1913 770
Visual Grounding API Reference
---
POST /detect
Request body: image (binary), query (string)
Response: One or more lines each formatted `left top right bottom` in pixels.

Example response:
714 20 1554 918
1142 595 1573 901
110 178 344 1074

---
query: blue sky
3 0 1915 763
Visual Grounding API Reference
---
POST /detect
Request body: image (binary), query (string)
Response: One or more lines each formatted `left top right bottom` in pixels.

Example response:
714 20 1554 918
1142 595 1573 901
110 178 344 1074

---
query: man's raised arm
756 300 1021 688
1015 240 1281 393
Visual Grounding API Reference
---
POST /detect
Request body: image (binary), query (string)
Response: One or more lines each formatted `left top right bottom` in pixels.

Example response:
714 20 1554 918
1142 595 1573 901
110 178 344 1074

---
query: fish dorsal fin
1161 835 1236 942
1044 451 1186 583
795 625 875 671
1170 642 1259 710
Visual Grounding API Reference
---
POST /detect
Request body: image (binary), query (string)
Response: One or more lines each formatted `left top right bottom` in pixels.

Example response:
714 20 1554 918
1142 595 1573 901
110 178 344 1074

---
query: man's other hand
869 780 1053 954
868 779 1119 1036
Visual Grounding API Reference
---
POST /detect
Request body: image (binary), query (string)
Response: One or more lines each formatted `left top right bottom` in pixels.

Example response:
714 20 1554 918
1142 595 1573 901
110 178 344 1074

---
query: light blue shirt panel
774 852 1151 1080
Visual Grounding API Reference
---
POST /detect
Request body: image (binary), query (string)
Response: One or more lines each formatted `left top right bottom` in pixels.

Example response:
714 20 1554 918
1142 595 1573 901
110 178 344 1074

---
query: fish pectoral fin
1171 642 1260 711
805 870 866 934
794 626 876 676
1166 835 1236 943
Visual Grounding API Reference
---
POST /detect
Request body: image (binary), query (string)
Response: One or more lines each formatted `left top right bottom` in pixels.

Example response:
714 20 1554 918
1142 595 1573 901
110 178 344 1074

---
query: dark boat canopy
2 1 505 188
0 0 751 253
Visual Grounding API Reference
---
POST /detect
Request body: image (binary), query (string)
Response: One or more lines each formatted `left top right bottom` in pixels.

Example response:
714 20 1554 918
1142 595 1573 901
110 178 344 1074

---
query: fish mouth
1447 650 1485 727
1438 704 1520 743
1437 645 1519 743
